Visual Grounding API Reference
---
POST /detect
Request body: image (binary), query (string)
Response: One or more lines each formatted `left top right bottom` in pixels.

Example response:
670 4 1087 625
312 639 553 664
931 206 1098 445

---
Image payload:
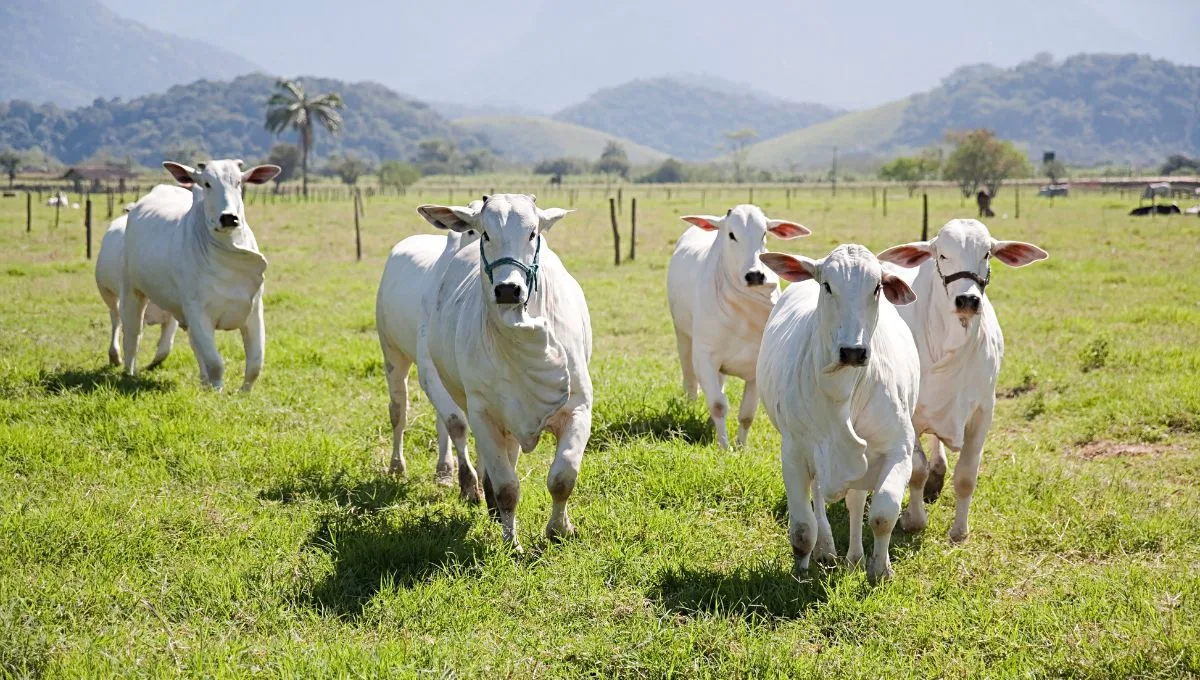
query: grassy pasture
1 185 1198 677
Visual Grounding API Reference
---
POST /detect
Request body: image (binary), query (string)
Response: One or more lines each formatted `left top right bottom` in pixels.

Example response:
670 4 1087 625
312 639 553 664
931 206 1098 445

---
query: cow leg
734 379 759 448
923 437 948 503
781 434 817 572
186 315 224 391
692 352 729 450
102 290 121 366
900 434 930 533
433 418 456 487
949 409 992 543
444 412 480 503
146 315 178 370
381 345 413 476
470 410 522 551
811 482 837 565
845 489 868 566
546 406 591 541
239 298 265 392
119 287 147 377
867 441 914 585
674 327 698 399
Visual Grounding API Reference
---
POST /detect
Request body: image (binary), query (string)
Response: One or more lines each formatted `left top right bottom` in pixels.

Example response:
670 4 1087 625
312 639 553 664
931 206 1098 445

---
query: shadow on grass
590 396 714 450
260 468 412 513
771 494 926 561
37 366 172 395
303 508 483 620
649 562 841 622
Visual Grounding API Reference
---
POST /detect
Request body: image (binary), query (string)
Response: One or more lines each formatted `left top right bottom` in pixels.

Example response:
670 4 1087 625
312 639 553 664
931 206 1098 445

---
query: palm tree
264 79 344 198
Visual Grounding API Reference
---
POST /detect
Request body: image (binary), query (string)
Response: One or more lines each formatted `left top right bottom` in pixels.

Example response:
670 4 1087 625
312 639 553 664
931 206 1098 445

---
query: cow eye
529 232 536 241
482 232 490 242
203 181 211 189
466 230 475 237
729 233 737 242
938 254 947 260
984 253 991 260
874 284 882 297
822 282 832 294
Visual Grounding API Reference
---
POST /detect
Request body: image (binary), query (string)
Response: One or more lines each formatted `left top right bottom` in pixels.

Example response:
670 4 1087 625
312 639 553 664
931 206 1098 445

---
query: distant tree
1043 158 1067 184
637 158 686 184
880 149 941 196
1160 154 1200 175
533 157 589 176
724 128 757 183
265 143 301 191
594 141 630 179
0 148 21 187
164 141 206 166
462 148 496 174
330 153 373 185
942 129 1031 197
265 79 344 198
414 138 461 175
378 160 421 190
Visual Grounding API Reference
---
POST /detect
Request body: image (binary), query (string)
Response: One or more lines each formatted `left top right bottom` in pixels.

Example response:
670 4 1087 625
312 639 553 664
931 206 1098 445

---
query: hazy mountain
457 116 668 164
0 74 478 166
745 54 1200 170
0 0 261 108
554 77 840 161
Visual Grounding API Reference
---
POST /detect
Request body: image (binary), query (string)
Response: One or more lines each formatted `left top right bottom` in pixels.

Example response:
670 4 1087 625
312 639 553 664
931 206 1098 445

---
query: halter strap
480 234 542 293
936 258 990 292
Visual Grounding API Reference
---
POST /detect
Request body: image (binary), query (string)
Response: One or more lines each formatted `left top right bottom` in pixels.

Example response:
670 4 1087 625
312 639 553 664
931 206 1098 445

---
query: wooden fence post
85 197 93 259
617 188 623 213
629 197 637 262
1015 186 1020 219
921 193 929 241
872 187 877 210
354 188 363 262
54 198 61 230
26 192 32 233
749 186 754 204
609 197 621 266
882 188 887 217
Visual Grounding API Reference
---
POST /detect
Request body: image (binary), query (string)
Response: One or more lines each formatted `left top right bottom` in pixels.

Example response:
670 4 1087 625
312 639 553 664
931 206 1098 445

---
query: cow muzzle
954 294 981 315
218 213 240 229
838 345 869 367
744 270 766 286
494 283 524 305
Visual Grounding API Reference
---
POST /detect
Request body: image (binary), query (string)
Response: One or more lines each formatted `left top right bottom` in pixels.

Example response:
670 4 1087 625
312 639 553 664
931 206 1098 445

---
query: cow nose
954 294 981 313
744 271 766 286
494 283 523 304
839 346 869 366
219 213 239 228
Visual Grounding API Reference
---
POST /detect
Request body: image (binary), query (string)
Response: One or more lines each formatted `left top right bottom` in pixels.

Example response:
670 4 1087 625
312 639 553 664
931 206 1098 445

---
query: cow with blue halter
416 194 592 550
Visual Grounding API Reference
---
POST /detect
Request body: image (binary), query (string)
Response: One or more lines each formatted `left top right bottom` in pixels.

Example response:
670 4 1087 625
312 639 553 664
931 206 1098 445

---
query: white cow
877 219 1048 542
418 194 591 549
757 244 920 584
121 159 280 391
47 191 68 206
95 213 179 368
667 205 810 449
376 200 482 499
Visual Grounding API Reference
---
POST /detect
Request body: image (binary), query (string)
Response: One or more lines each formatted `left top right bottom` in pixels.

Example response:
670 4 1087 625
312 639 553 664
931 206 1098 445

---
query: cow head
878 218 1047 328
681 205 809 290
163 159 280 234
760 244 915 369
418 194 571 316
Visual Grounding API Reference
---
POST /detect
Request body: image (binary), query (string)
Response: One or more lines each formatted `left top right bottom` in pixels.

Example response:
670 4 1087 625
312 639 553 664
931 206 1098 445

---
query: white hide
95 214 179 368
666 204 810 449
757 244 920 584
121 159 279 391
877 218 1048 542
375 201 482 498
419 194 592 550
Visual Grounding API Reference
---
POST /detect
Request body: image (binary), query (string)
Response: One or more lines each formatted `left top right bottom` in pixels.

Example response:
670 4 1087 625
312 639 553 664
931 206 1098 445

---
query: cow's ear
759 252 819 283
877 241 934 268
766 219 811 239
417 204 479 232
163 162 199 188
242 165 281 185
680 214 724 231
991 240 1048 267
880 270 917 305
538 207 573 233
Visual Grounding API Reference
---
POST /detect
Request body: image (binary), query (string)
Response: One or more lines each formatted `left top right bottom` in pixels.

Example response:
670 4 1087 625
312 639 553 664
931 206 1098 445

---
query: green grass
456 116 670 165
744 98 912 171
1 186 1198 677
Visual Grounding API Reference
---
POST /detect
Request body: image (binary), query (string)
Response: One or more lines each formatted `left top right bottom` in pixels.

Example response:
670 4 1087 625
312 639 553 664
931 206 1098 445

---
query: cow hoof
460 483 482 505
434 464 455 487
867 560 894 585
387 461 407 477
845 548 865 567
923 471 945 504
948 526 970 544
813 536 837 565
899 509 927 534
546 520 577 542
108 350 121 366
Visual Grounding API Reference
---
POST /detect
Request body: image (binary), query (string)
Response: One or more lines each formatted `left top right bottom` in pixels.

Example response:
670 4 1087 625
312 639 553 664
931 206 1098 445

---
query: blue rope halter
480 233 542 293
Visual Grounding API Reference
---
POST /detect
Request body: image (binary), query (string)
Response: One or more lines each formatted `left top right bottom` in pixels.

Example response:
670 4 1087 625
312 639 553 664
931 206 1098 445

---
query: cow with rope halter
417 194 592 550
877 218 1048 543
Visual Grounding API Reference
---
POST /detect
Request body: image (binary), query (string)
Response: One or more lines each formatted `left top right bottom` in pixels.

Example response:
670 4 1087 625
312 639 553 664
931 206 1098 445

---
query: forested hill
0 74 477 166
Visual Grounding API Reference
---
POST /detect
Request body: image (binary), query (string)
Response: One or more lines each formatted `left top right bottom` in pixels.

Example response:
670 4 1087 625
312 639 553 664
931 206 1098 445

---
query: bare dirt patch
1068 440 1175 461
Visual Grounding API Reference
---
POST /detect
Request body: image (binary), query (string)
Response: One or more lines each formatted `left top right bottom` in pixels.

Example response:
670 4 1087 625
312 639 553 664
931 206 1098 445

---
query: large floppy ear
680 214 724 231
877 241 935 268
880 270 917 306
759 252 820 283
991 240 1048 267
416 204 479 233
538 207 573 232
766 219 811 239
163 161 198 188
242 164 281 185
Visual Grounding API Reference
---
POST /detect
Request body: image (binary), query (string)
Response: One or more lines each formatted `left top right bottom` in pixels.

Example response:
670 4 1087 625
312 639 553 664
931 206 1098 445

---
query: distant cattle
1039 184 1069 198
975 190 994 218
1129 203 1182 216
